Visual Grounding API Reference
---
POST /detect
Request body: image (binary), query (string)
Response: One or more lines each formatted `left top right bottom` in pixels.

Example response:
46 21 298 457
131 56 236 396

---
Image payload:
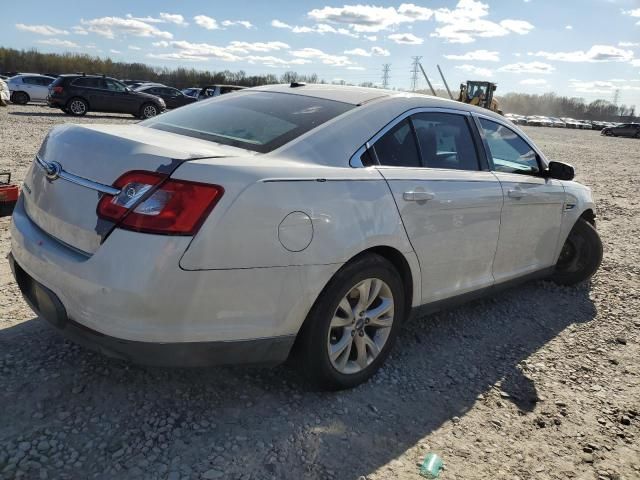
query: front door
476 116 565 283
374 111 503 304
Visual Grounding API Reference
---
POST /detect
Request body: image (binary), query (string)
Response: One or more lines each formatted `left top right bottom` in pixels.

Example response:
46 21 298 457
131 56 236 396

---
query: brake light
97 171 223 235
52 86 64 94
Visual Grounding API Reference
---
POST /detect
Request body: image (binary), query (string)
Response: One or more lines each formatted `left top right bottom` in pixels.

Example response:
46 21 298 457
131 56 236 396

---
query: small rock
202 469 225 479
614 337 627 345
620 416 631 426
581 453 594 464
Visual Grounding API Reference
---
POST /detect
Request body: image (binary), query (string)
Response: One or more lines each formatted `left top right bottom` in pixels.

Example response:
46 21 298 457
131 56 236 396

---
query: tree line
1 47 636 122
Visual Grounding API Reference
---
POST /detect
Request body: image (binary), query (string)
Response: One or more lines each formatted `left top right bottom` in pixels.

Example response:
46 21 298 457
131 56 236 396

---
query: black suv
601 123 640 138
47 74 166 118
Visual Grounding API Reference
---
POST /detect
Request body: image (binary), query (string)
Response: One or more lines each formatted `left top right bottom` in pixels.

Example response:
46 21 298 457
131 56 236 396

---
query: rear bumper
46 96 65 108
9 253 293 367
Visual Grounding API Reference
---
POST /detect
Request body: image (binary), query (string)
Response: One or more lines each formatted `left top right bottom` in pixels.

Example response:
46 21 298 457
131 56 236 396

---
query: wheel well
580 209 596 226
357 246 414 314
67 97 89 108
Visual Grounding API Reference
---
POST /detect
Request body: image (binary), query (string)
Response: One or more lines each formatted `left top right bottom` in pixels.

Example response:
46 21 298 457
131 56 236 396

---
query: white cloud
81 16 173 39
159 13 188 26
498 61 554 74
444 49 500 61
344 46 390 57
110 49 122 54
155 40 242 62
365 35 377 41
431 0 533 43
71 26 88 35
128 45 141 50
36 38 79 48
623 8 640 25
245 55 310 67
16 23 69 36
569 78 640 94
520 78 547 85
152 41 170 47
271 19 292 29
194 15 219 30
226 41 289 53
631 59 640 67
388 32 423 45
565 25 573 30
455 64 493 77
290 48 353 66
619 41 639 47
347 66 366 70
530 45 634 62
307 3 433 33
222 20 254 29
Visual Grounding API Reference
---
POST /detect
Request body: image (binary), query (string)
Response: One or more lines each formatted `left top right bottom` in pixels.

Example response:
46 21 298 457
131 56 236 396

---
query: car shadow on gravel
8 111 136 121
0 280 596 479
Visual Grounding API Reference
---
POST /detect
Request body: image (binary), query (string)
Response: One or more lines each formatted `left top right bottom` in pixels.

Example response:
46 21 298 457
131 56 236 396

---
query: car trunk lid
22 123 248 254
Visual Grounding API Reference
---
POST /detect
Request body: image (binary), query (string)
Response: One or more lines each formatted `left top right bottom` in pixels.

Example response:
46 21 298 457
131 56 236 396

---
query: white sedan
10 84 602 390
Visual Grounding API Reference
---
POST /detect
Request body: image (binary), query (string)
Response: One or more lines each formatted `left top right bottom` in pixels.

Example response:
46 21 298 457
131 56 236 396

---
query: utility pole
410 56 422 91
382 64 391 89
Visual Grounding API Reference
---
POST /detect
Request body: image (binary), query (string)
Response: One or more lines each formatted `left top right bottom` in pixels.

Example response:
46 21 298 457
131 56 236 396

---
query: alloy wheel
69 100 86 115
327 278 394 375
142 105 158 118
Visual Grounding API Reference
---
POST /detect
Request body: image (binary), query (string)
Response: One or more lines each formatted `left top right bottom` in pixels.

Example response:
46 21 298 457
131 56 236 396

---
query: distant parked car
7 74 56 104
547 117 566 128
504 113 527 125
196 85 246 100
526 116 553 127
181 87 201 98
47 74 166 118
134 85 197 109
601 123 640 138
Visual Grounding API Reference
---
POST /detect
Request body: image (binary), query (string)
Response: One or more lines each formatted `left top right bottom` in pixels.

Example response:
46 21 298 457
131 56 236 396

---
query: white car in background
7 74 56 104
10 85 603 390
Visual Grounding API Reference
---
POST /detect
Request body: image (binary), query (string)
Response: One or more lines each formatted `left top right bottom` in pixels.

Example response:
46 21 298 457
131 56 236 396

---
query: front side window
22 77 39 85
479 118 539 175
143 91 354 153
103 79 126 92
372 119 421 168
412 112 479 171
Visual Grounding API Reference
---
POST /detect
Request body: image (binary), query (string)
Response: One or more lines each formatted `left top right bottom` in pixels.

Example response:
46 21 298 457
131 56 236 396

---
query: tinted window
72 77 102 88
479 118 539 174
162 88 179 96
143 91 354 153
373 119 421 168
412 112 479 171
22 77 40 85
38 77 54 86
104 78 126 92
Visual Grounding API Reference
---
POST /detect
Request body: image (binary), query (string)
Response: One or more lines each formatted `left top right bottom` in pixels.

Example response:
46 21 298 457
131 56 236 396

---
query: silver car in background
10 85 603 390
7 74 55 104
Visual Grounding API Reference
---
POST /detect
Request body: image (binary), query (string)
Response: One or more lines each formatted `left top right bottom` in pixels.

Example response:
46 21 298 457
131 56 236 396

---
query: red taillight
97 171 223 235
52 86 64 94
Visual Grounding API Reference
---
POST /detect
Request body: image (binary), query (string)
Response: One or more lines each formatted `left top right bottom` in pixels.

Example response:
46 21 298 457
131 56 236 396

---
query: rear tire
66 98 88 116
139 103 159 119
12 91 29 105
296 253 406 390
550 219 603 286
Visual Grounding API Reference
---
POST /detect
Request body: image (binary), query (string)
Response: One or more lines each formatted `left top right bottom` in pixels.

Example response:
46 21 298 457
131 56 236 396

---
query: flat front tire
551 219 603 286
296 254 406 390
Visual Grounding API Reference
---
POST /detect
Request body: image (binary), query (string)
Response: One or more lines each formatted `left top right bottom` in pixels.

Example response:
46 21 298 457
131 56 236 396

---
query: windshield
142 91 355 153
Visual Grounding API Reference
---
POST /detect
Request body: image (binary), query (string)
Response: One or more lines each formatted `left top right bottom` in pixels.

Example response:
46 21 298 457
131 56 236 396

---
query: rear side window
72 77 102 88
372 119 421 168
479 118 540 175
143 91 354 153
22 77 40 85
412 112 479 171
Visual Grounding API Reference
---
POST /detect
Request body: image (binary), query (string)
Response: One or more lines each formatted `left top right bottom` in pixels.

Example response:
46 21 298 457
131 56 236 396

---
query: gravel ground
0 104 638 480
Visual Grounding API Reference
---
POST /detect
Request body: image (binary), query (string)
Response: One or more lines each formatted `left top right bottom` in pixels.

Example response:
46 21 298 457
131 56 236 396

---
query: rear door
374 109 503 304
476 115 565 282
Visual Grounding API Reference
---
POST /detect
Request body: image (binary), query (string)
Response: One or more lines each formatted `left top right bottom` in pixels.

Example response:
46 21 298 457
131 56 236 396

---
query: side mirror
546 161 574 181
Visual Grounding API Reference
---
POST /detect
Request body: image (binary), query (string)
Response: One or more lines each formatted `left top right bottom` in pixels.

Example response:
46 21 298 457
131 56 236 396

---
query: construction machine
418 64 502 114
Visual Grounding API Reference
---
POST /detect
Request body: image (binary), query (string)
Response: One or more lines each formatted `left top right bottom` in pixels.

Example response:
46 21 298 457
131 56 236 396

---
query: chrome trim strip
349 106 472 168
35 155 120 196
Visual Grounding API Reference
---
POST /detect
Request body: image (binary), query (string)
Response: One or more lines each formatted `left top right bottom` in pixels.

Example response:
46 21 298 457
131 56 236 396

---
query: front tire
12 91 29 105
139 103 159 119
296 254 406 390
550 219 603 286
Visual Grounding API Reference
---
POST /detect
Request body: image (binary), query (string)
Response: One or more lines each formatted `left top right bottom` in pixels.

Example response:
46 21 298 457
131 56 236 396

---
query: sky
3 0 640 106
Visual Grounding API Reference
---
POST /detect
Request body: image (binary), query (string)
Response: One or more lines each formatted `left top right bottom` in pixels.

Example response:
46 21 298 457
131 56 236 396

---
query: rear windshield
141 91 355 153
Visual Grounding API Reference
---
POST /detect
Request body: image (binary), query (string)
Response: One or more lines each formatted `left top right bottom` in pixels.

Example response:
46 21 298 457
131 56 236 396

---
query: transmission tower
410 56 422 91
612 89 620 106
382 64 391 89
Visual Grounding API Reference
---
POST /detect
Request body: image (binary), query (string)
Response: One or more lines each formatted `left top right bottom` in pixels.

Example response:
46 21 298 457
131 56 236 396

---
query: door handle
403 191 435 202
507 189 527 199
